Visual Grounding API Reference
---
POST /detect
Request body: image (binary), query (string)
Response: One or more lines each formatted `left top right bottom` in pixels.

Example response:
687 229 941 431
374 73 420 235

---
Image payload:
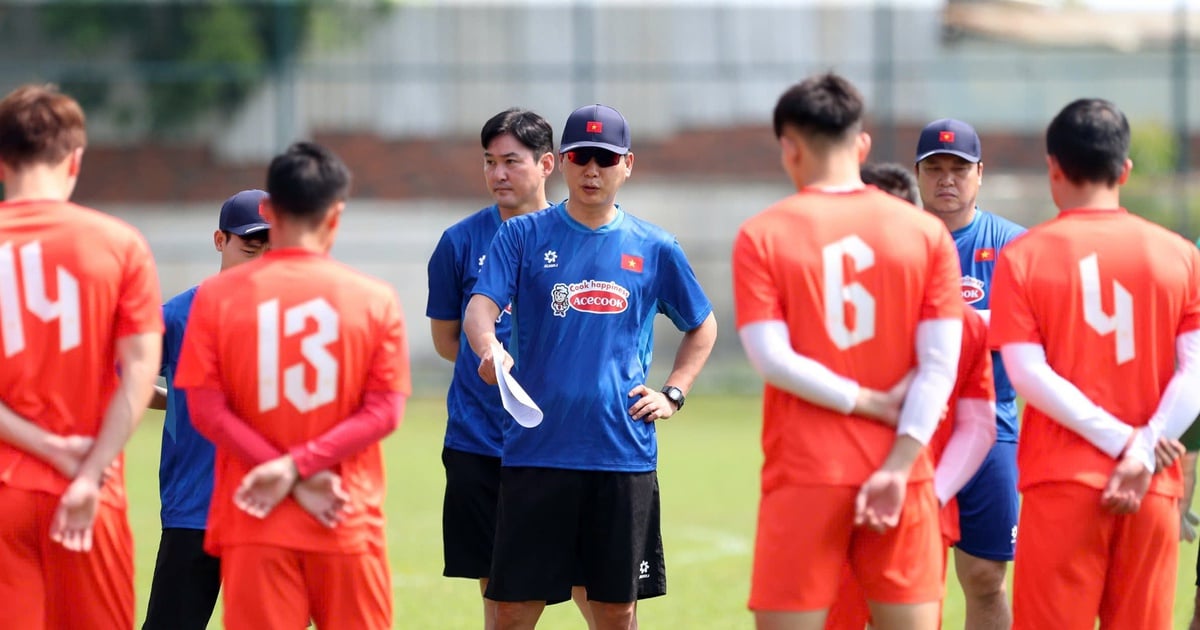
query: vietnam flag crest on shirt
621 253 644 273
974 247 995 262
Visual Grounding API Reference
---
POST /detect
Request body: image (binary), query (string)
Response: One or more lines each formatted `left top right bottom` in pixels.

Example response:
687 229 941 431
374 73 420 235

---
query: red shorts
825 500 955 630
221 543 391 630
0 484 134 629
750 481 943 612
1013 482 1178 630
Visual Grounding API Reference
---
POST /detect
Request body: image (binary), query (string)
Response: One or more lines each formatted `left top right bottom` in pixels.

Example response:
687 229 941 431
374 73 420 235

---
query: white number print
822 235 876 350
0 241 81 358
257 297 340 413
1079 253 1134 365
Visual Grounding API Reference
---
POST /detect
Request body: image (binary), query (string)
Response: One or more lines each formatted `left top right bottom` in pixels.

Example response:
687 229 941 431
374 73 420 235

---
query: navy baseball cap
915 118 982 164
218 189 269 236
560 104 631 154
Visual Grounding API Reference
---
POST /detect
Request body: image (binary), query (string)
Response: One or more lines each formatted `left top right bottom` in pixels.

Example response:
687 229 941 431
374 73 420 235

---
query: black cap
218 190 270 236
560 104 631 155
915 118 982 164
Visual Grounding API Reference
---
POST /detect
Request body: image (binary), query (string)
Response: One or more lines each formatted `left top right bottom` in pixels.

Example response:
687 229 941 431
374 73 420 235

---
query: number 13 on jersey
258 297 340 413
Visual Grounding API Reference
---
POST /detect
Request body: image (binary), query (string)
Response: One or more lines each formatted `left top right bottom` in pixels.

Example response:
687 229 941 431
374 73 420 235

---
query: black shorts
442 447 502 579
142 528 221 630
484 467 665 605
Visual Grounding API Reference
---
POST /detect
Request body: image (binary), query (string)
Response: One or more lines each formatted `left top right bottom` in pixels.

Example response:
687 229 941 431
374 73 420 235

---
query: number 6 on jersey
822 235 876 350
258 297 340 413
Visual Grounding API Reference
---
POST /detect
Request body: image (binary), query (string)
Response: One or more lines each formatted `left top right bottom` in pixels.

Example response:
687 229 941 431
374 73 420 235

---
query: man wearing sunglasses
464 103 718 630
427 108 597 629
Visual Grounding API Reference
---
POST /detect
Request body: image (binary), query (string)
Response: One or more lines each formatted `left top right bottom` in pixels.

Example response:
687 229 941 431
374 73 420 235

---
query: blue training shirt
158 286 216 530
953 208 1025 442
472 202 713 472
426 205 513 457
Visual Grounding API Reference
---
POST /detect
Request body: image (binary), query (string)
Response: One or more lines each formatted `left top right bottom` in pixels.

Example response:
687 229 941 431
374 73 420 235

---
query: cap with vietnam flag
560 104 632 155
915 118 982 164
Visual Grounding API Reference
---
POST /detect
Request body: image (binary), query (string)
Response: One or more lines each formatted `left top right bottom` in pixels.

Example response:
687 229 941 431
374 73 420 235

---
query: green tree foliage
38 1 314 132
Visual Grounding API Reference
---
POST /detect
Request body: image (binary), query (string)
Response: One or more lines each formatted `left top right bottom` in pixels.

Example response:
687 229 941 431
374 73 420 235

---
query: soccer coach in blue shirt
464 104 718 630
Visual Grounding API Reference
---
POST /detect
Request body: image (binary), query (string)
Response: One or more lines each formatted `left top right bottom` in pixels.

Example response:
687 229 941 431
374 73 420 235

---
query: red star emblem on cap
586 121 603 133
939 131 955 143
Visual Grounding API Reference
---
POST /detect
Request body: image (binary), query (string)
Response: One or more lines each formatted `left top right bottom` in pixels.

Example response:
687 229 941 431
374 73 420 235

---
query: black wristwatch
661 385 685 411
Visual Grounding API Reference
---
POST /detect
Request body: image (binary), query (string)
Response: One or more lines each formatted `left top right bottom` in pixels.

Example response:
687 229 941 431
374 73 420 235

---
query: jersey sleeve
365 291 412 395
732 225 783 329
988 245 1042 348
472 220 520 310
426 230 463 321
957 311 995 403
1179 244 1200 336
921 225 964 321
115 233 164 338
655 238 713 331
174 284 221 391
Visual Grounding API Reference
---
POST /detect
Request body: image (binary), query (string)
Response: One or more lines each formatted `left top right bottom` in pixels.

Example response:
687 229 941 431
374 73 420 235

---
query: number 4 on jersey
0 241 81 358
1079 253 1134 365
258 297 340 413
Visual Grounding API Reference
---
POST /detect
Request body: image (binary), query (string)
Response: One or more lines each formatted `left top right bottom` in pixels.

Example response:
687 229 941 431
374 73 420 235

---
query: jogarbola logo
961 276 985 305
551 280 630 318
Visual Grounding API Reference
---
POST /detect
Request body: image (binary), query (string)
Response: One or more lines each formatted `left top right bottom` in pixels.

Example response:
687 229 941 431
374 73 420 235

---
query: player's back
998 208 1200 494
733 187 962 489
0 200 161 499
188 247 409 553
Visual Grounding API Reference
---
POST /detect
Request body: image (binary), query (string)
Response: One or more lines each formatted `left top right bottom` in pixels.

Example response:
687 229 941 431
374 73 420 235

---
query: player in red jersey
175 142 410 630
0 84 163 629
990 98 1200 629
734 74 963 630
824 163 997 630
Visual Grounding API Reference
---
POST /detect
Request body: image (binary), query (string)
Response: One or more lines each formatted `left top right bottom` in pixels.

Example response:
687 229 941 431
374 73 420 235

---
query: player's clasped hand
854 469 908 533
1101 454 1152 514
627 385 675 423
292 470 353 528
49 476 101 552
235 455 300 519
1154 437 1186 472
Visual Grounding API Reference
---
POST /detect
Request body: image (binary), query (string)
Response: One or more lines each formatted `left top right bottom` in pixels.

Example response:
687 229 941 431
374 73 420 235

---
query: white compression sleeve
1128 330 1200 470
739 321 859 414
1000 343 1134 461
896 318 962 445
933 398 997 505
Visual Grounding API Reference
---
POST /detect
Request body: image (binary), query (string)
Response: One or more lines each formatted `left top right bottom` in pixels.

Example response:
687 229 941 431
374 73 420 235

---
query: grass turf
126 395 1200 628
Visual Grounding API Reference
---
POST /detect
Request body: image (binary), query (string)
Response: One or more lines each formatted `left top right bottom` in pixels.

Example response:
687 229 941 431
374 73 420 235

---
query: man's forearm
75 332 160 484
289 391 405 478
880 434 925 475
0 399 64 467
187 388 281 465
463 294 502 358
664 313 718 394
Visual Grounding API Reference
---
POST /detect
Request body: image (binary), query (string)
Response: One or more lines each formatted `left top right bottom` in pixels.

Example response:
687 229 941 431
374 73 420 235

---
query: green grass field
126 396 1200 628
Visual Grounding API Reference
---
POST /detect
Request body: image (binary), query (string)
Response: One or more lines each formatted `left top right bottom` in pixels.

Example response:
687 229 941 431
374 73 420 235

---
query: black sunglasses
563 147 624 168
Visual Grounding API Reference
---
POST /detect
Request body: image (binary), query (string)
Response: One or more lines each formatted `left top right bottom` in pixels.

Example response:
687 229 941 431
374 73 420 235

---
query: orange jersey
175 248 411 555
929 307 994 459
733 188 963 489
989 208 1200 497
0 200 162 506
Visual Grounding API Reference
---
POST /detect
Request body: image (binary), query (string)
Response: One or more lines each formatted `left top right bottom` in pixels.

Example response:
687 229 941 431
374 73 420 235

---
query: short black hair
772 72 864 143
481 108 554 158
1046 98 1130 186
265 142 351 224
861 162 919 205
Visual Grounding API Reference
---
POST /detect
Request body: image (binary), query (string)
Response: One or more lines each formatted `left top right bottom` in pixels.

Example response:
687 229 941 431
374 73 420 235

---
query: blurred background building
1 0 1196 393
